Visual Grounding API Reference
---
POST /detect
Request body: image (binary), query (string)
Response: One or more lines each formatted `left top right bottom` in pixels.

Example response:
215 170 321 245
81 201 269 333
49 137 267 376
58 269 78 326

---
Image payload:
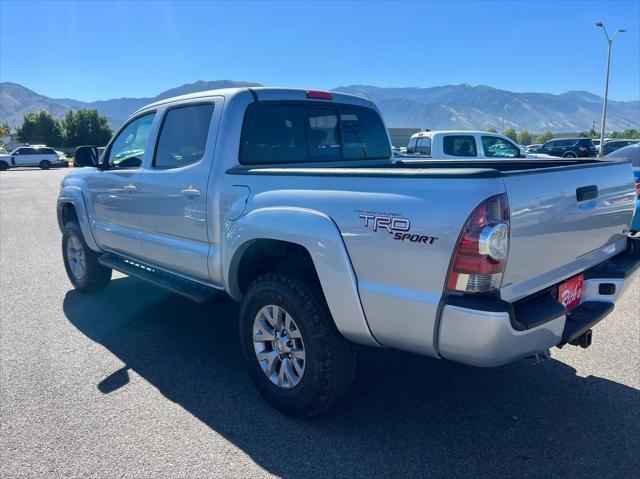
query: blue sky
1 0 639 102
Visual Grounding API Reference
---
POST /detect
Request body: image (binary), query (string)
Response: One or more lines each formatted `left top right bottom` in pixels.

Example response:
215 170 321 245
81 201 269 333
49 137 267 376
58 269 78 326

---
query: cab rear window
240 102 391 164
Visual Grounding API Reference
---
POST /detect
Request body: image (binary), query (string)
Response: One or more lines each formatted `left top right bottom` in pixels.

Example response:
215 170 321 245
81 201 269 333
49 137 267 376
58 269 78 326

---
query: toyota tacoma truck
57 87 640 417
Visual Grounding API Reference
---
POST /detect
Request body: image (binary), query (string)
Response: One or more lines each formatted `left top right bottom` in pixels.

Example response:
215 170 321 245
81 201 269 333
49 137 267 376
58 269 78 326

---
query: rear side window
240 102 390 164
154 103 214 169
443 135 477 157
578 138 595 147
416 136 431 155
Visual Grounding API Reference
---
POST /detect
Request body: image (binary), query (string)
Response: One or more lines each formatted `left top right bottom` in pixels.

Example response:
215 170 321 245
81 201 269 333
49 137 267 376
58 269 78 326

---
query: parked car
526 144 542 153
0 146 66 170
0 146 8 155
607 143 640 234
54 150 69 167
57 87 640 417
404 130 526 158
536 138 597 158
73 145 102 167
601 139 639 156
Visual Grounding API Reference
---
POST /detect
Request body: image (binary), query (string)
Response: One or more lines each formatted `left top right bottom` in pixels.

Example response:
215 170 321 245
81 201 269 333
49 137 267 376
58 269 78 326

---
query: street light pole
502 103 510 135
595 22 626 157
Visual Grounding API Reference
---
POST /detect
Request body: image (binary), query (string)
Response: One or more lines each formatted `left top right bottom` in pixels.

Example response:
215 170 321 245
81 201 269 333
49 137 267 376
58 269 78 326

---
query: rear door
12 148 35 166
136 98 222 281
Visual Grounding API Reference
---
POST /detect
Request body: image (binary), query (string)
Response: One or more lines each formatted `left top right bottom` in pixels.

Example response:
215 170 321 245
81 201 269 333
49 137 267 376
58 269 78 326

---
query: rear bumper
438 236 640 367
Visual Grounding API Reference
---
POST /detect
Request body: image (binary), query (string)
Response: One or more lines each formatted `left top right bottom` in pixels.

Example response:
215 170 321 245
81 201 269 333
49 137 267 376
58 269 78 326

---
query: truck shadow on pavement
63 278 639 478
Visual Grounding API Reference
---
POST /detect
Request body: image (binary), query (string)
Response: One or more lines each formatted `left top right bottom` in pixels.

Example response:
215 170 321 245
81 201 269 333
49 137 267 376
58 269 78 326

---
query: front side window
340 107 390 160
443 135 477 157
240 102 390 164
481 136 520 158
407 137 417 154
154 104 214 169
106 113 155 169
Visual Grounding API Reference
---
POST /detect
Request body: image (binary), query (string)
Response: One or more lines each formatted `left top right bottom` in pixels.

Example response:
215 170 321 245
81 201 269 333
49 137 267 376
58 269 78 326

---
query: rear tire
39 160 51 170
239 272 356 417
563 152 577 158
62 221 111 293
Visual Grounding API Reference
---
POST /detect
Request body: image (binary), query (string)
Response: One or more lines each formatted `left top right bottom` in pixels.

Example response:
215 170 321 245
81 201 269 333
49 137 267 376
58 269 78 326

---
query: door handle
123 184 137 192
576 185 598 202
181 187 201 198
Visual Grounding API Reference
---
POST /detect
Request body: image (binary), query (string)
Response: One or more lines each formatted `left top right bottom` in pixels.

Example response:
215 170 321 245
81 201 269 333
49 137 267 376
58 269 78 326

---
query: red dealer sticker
558 274 584 311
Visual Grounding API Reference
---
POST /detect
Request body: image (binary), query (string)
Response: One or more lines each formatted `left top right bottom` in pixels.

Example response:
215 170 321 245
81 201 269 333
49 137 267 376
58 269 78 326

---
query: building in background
388 128 422 148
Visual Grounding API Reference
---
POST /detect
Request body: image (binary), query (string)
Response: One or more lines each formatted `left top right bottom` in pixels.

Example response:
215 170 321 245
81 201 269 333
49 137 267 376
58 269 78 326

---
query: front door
137 99 221 282
12 147 38 166
85 112 156 257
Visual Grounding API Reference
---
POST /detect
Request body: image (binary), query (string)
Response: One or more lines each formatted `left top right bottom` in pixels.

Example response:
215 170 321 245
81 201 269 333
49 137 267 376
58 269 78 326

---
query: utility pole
595 22 626 156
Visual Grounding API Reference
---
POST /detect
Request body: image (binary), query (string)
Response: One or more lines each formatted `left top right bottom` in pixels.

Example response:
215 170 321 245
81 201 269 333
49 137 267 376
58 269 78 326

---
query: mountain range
1 80 638 133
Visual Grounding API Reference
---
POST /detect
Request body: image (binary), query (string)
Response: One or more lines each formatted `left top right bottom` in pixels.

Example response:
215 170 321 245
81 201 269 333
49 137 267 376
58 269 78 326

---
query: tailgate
500 161 636 302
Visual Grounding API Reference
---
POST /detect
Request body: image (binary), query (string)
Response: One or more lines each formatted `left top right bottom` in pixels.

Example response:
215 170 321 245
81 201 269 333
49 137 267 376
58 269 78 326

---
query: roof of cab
135 87 373 115
410 130 509 139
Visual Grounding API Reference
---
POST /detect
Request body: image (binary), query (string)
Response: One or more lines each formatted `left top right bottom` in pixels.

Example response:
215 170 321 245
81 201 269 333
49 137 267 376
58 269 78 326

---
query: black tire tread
62 220 111 293
240 272 356 417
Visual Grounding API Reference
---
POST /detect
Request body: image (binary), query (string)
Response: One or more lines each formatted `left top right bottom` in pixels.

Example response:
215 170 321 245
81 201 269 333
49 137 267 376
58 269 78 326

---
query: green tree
503 128 517 142
486 125 497 133
63 109 113 147
517 129 532 146
617 128 640 139
536 131 554 144
0 122 10 138
16 111 64 146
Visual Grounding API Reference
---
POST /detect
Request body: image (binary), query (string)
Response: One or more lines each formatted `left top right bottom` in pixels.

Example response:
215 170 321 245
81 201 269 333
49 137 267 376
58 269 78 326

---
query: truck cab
405 130 526 159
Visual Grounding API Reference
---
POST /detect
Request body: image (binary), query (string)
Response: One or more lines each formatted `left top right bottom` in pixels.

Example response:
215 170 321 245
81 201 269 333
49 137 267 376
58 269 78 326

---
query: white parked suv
0 146 65 170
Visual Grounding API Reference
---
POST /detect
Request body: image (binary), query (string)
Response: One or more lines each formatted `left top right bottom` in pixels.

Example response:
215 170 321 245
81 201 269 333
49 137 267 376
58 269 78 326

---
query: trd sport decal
356 211 438 245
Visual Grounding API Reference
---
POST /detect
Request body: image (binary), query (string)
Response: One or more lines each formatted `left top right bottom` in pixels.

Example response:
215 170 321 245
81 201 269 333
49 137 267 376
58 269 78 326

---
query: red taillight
636 182 640 190
306 90 333 100
446 194 510 293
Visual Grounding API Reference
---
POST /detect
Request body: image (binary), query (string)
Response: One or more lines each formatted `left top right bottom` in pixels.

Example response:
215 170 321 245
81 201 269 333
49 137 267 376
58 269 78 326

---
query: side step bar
99 253 224 303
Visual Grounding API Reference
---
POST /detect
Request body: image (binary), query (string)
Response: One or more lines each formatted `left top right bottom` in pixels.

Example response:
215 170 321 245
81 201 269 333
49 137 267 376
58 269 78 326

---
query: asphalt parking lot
1 168 638 478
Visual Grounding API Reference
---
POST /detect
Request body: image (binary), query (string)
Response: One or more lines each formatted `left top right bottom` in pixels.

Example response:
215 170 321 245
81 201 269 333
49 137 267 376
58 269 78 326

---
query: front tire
239 273 356 417
0 161 8 171
39 160 51 170
62 221 111 293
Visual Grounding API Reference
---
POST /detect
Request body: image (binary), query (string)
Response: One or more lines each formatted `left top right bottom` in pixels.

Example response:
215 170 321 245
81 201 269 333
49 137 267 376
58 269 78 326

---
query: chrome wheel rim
66 235 86 282
253 305 305 389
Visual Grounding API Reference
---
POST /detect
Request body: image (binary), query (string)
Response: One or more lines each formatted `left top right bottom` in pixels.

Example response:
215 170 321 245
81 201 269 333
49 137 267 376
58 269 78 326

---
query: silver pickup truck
58 87 640 417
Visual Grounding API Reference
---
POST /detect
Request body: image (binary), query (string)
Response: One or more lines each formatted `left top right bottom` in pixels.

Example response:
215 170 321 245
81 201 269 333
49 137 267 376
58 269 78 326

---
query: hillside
1 80 638 133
